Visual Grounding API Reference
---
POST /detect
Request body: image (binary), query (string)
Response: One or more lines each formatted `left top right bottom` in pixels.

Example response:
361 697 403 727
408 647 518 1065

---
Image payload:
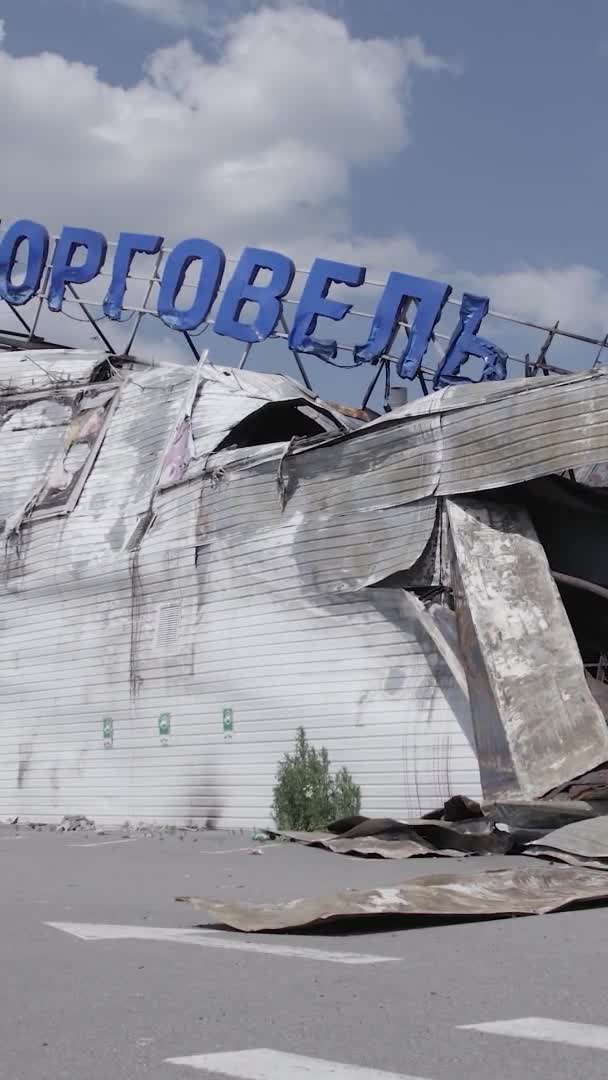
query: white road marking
166 1048 428 1079
69 838 136 848
46 922 395 966
196 847 261 855
460 1017 608 1051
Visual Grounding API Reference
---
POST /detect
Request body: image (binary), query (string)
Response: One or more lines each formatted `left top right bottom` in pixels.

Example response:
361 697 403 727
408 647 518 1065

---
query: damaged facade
2 349 608 828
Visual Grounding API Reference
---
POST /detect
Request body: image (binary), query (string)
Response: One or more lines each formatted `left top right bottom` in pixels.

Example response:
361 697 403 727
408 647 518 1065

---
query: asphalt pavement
2 822 608 1080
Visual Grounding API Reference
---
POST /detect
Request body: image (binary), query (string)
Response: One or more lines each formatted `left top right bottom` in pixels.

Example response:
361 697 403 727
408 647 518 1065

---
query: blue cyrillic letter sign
158 238 225 332
355 273 451 379
0 219 49 305
289 258 365 360
214 247 295 343
48 226 107 311
433 293 508 388
103 232 162 320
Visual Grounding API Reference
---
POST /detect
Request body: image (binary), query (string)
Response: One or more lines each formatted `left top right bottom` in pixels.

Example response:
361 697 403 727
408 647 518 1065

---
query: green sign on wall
158 712 171 745
222 707 234 735
103 717 113 749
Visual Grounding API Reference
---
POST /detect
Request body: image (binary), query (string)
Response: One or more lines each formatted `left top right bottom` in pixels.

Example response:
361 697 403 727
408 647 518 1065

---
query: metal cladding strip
192 459 440 591
438 383 608 494
428 369 608 493
177 865 608 933
287 367 608 500
286 413 442 511
447 494 608 800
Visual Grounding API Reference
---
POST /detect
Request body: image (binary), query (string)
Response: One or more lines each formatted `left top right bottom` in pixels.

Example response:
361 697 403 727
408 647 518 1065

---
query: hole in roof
215 400 328 450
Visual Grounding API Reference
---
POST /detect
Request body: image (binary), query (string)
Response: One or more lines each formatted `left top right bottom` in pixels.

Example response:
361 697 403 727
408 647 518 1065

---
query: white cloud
0 19 5 45
468 265 608 336
107 0 233 33
106 0 345 35
1 3 605 356
0 5 447 250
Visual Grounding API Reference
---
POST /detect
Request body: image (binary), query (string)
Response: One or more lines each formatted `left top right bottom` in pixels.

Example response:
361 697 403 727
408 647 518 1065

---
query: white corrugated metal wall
0 357 482 827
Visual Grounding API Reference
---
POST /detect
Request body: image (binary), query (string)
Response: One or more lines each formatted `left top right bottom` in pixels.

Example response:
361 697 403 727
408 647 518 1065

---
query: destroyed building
2 349 608 828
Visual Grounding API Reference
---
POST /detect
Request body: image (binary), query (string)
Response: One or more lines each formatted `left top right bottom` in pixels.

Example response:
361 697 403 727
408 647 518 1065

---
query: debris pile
176 795 608 934
262 794 603 860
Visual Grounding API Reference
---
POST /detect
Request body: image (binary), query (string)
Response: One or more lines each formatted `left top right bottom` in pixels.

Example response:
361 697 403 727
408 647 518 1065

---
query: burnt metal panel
448 493 608 799
178 865 608 932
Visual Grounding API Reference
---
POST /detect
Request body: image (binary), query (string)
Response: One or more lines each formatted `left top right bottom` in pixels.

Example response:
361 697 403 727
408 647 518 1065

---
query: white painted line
69 838 136 848
196 847 260 855
166 1048 428 1078
460 1017 608 1051
46 923 395 966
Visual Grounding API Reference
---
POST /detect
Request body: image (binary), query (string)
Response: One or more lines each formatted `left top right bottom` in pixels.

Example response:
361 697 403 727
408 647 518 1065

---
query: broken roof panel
0 349 112 392
178 865 608 932
289 368 608 500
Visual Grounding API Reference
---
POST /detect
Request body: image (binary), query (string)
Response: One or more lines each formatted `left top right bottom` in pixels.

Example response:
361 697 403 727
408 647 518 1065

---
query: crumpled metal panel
195 452 440 593
0 349 108 392
286 412 442 511
270 817 511 858
296 368 608 500
177 865 608 932
526 815 608 867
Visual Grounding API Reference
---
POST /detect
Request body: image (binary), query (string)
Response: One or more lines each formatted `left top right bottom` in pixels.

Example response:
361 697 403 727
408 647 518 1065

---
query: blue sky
2 0 608 403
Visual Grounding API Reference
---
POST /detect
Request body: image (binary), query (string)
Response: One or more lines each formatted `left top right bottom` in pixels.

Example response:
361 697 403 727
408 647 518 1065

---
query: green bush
272 727 361 831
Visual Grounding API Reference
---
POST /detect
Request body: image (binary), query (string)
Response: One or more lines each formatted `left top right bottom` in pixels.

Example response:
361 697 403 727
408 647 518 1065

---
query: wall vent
154 600 182 651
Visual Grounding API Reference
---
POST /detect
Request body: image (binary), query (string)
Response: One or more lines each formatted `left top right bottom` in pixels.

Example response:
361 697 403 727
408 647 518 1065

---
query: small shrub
332 766 362 820
272 726 361 831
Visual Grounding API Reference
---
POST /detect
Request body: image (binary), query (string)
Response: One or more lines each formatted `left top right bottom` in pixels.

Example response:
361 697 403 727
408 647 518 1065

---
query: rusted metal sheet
448 494 608 800
177 865 608 932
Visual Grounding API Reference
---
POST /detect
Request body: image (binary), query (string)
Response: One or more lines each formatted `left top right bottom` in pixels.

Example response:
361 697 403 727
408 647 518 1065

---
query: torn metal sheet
448 494 608 799
271 817 512 858
526 814 608 868
483 800 598 831
177 865 608 932
272 830 464 860
294 834 466 859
